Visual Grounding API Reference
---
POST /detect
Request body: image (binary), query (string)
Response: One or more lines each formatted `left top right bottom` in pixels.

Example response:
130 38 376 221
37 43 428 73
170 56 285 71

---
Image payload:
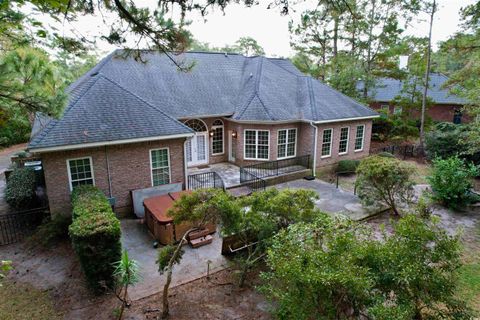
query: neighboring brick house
28 50 378 215
361 73 467 123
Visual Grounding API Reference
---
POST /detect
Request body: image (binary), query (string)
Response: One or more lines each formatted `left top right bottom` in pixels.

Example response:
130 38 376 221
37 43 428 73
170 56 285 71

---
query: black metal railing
0 207 49 246
240 155 311 182
239 170 266 193
371 144 424 159
335 171 357 195
188 171 225 190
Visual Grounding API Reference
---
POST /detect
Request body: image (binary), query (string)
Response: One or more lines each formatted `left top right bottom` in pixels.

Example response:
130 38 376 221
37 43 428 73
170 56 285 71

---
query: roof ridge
236 57 264 119
98 75 193 132
30 75 103 147
265 58 302 77
307 78 318 120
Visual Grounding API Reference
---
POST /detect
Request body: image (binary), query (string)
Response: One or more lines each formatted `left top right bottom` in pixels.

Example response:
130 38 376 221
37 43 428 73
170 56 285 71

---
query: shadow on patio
121 220 230 301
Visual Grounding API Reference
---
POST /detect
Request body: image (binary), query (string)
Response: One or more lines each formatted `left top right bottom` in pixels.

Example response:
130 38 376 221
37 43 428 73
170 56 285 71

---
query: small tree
113 250 140 320
356 156 416 215
5 167 36 209
262 214 473 319
225 188 319 287
156 189 227 319
427 156 479 210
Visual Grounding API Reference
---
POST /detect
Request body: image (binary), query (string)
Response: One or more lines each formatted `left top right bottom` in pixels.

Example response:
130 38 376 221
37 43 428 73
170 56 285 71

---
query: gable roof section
29 50 378 151
29 75 193 151
362 73 466 105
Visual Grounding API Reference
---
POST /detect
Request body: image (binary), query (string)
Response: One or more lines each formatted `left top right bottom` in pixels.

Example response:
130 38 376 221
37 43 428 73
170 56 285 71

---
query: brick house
362 73 467 123
28 50 378 216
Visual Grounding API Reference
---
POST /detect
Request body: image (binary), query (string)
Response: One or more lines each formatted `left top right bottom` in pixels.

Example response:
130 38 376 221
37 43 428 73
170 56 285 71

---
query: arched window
184 119 207 132
211 119 224 155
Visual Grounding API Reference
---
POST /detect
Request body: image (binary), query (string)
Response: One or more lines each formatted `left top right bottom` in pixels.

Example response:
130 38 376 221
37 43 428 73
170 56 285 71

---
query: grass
457 223 480 313
0 280 61 320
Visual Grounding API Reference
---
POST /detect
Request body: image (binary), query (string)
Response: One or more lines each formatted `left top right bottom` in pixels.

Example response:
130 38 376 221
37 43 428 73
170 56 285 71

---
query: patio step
189 234 213 248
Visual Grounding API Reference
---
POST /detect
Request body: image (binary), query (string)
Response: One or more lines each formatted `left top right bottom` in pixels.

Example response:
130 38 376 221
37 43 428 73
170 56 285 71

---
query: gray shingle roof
29 50 377 150
362 73 466 105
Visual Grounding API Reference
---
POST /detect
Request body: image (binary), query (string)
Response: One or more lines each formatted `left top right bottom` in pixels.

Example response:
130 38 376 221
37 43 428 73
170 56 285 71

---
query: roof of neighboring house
29 50 377 151
360 73 466 105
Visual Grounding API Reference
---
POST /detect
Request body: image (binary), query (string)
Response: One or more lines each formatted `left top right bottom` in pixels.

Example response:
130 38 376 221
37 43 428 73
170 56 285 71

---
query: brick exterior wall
42 138 185 216
41 118 373 216
222 119 372 170
370 102 469 123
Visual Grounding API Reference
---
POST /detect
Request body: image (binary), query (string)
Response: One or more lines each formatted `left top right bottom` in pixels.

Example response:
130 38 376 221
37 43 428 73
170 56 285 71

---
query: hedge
336 160 360 173
5 167 36 209
69 185 121 293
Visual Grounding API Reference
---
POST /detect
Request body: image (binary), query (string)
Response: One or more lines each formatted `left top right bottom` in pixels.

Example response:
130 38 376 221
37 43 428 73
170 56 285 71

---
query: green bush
425 123 480 165
27 214 72 248
377 151 395 158
427 157 479 210
336 160 360 173
5 167 36 209
69 185 122 293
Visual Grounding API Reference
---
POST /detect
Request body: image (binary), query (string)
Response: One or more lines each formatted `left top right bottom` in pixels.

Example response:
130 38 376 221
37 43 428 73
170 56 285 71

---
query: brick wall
314 120 372 168
370 102 469 123
42 138 186 216
224 119 372 170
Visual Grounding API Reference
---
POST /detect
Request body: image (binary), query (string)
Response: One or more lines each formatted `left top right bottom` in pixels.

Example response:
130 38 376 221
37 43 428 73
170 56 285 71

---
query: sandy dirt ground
0 239 271 320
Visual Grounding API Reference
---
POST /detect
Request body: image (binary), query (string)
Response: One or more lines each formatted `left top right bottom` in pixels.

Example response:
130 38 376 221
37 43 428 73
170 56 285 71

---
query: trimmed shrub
27 214 72 248
427 157 480 210
377 151 395 158
5 167 36 209
69 185 121 293
356 156 415 215
336 160 360 173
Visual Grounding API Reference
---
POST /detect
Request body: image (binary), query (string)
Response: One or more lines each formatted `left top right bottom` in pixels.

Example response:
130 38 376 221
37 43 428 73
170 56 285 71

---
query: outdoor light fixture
231 130 237 138
209 129 215 137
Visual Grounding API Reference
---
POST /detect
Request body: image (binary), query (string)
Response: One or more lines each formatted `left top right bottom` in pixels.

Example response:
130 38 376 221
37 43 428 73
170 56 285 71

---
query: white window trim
243 129 270 161
66 156 95 192
338 126 350 155
149 147 171 187
211 120 225 156
320 128 333 159
393 106 403 115
354 125 365 152
277 128 297 160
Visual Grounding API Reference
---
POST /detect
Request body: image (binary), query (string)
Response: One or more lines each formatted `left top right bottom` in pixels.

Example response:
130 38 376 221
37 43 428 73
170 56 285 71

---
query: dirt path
0 143 27 214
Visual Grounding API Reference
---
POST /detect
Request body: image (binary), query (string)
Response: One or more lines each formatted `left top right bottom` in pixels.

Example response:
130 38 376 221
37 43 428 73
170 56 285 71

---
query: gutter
226 115 379 125
309 121 318 177
28 132 194 153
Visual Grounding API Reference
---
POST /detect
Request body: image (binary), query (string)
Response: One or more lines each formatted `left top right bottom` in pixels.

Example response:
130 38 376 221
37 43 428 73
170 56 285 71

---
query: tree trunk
161 228 196 319
419 0 437 152
118 284 128 320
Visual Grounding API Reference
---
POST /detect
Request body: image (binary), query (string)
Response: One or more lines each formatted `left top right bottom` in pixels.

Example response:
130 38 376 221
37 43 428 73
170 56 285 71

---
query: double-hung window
355 125 365 151
67 157 94 191
277 128 296 159
244 130 269 160
150 148 171 186
321 129 333 157
211 119 224 155
338 127 349 155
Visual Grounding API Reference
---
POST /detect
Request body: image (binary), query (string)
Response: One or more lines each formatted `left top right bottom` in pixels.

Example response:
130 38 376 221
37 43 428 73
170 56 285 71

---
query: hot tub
143 191 215 245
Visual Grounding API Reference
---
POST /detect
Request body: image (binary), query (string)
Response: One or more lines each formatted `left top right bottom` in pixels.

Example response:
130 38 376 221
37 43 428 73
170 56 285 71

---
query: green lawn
457 224 480 313
0 280 61 320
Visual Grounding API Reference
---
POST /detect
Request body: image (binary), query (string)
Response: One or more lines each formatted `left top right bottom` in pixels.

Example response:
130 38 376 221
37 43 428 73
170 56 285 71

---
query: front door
186 133 208 167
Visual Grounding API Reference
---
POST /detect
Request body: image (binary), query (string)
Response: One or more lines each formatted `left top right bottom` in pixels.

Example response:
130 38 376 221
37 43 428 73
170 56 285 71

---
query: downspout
104 145 113 198
309 121 318 177
184 138 189 190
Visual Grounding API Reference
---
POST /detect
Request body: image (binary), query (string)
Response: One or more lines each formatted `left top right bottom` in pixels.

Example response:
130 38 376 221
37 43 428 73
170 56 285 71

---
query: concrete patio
275 178 377 221
121 219 230 301
189 162 241 188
